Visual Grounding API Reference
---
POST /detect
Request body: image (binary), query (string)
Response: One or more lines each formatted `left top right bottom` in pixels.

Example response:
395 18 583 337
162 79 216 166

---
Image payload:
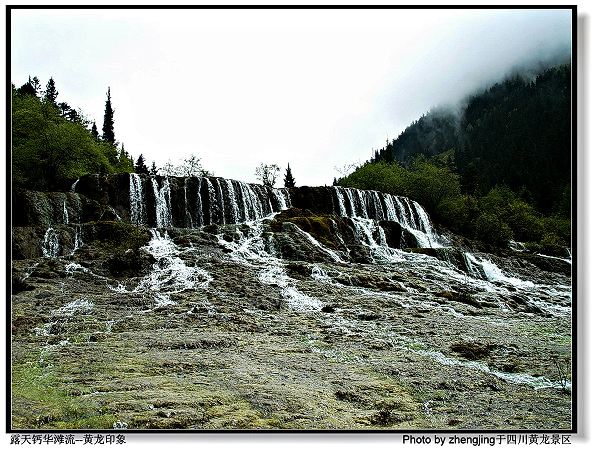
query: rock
9 177 572 430
12 227 45 259
107 249 156 278
519 254 571 276
288 186 335 215
379 221 420 249
449 342 495 360
435 290 483 309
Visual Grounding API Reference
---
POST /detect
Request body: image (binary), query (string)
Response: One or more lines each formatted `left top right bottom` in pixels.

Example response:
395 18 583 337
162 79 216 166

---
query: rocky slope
10 177 572 430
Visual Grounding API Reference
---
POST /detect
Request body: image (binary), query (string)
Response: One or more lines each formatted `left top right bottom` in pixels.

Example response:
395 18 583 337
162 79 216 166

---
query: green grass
12 360 117 429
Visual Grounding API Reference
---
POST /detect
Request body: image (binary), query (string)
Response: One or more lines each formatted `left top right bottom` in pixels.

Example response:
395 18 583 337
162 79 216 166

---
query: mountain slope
372 64 571 216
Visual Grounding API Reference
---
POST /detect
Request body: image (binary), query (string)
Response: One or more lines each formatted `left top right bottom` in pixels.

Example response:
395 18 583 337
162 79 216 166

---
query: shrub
473 213 513 246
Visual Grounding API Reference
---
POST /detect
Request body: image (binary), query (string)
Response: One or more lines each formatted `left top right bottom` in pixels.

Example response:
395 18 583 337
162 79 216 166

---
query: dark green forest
337 64 572 253
12 77 134 191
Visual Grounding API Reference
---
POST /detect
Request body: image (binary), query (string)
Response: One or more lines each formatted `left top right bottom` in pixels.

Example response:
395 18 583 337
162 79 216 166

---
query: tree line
337 64 572 254
368 64 571 217
12 75 299 191
12 76 134 190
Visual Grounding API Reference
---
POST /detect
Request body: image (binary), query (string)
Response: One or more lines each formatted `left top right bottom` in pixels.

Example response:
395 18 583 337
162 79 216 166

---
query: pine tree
135 154 149 174
58 102 71 117
16 76 40 97
150 161 158 176
117 144 134 172
102 87 115 145
91 121 99 140
44 77 59 105
31 77 42 97
283 163 295 188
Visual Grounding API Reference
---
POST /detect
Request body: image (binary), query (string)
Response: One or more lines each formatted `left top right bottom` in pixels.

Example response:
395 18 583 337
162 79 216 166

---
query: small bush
473 213 513 247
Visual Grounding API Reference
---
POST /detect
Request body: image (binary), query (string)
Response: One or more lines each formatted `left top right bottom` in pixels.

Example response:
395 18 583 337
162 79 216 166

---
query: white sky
10 6 572 187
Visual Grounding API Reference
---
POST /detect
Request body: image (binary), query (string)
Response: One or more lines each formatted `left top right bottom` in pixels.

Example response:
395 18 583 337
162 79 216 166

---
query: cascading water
110 229 212 309
238 182 260 221
71 226 84 255
151 177 172 228
222 178 241 224
464 252 534 288
213 178 226 225
42 227 60 258
183 178 194 228
195 178 204 228
122 174 291 229
130 174 145 226
332 186 442 249
205 178 219 225
62 197 69 224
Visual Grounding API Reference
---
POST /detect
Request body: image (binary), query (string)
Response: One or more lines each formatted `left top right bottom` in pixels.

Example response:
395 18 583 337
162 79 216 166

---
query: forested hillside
338 64 572 253
11 77 134 191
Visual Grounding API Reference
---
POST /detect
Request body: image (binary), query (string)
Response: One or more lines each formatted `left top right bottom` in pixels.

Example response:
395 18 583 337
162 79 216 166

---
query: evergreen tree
135 154 149 174
283 163 296 188
57 102 81 123
44 77 59 105
16 76 40 97
150 161 158 176
102 87 115 145
116 144 134 172
31 76 42 97
58 102 71 117
382 139 395 163
91 121 99 140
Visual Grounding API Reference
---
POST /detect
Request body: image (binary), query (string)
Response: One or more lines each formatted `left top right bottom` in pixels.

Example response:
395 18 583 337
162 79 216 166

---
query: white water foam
465 253 534 288
152 178 172 227
42 228 61 258
257 264 324 312
104 229 212 309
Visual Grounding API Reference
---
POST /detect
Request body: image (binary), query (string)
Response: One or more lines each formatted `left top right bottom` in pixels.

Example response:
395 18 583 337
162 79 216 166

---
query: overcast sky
10 6 572 187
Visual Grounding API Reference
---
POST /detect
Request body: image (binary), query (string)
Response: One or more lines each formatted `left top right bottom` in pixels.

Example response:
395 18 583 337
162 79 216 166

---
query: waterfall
334 187 348 217
222 178 241 223
354 190 368 217
272 189 290 211
234 181 249 222
62 197 69 224
464 253 534 288
394 197 417 229
192 178 290 225
369 192 385 221
152 177 172 228
330 187 441 248
343 188 356 217
130 174 145 226
76 174 441 244
42 227 60 258
381 193 398 222
184 178 194 228
72 225 84 255
213 178 226 224
206 178 219 224
196 178 204 227
240 182 261 221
